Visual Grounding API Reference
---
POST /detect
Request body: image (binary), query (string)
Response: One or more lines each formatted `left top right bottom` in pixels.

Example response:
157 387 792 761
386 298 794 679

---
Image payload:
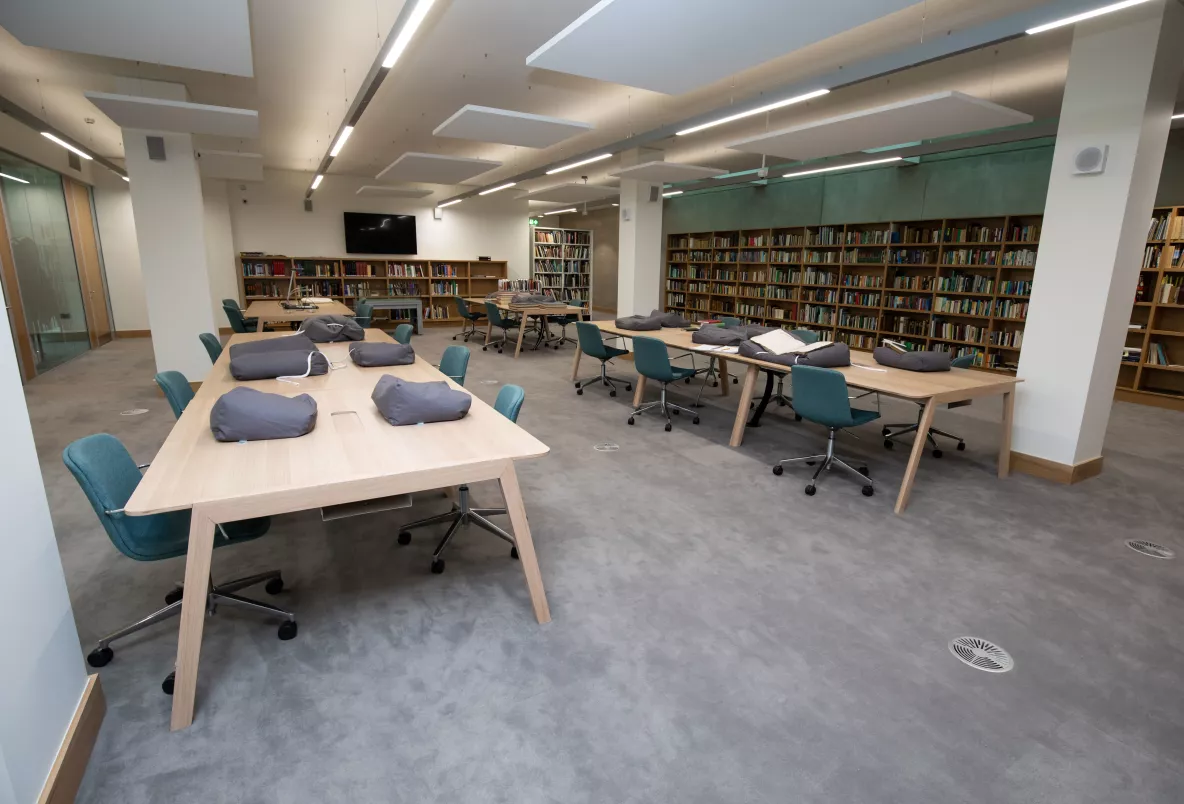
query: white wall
202 179 241 325
0 114 95 185
92 170 149 331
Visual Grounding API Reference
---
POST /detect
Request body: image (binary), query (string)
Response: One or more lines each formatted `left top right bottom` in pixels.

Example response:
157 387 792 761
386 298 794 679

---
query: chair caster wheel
664 423 672 432
956 442 966 451
711 381 719 388
628 417 635 425
794 414 802 422
278 620 298 640
497 349 504 354
772 464 783 476
452 335 458 340
692 416 700 425
805 460 816 466
804 485 816 496
626 384 632 392
732 377 738 384
510 546 519 560
609 390 616 397
163 672 175 696
884 439 894 450
482 346 488 351
672 408 679 415
862 485 874 497
576 388 583 395
685 377 691 384
265 577 284 595
933 449 943 458
165 587 183 605
87 647 113 668
430 559 445 574
397 531 411 545
882 426 890 436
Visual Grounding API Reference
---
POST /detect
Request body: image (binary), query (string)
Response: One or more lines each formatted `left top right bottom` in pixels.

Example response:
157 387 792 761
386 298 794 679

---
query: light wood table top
242 299 355 331
465 298 583 358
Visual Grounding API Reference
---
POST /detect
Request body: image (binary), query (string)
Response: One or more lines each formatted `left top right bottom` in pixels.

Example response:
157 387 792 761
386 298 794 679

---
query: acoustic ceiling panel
84 93 259 138
356 186 435 198
609 161 726 182
726 91 1034 160
376 152 502 184
196 150 262 181
526 0 916 95
433 105 594 148
526 183 618 203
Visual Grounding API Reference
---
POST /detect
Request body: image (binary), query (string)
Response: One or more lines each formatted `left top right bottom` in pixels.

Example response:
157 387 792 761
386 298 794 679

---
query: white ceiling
433 104 594 148
375 151 502 183
525 182 617 202
610 161 726 182
84 92 260 139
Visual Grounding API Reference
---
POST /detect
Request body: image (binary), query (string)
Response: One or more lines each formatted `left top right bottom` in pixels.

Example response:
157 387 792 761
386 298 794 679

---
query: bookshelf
530 226 593 304
238 255 508 327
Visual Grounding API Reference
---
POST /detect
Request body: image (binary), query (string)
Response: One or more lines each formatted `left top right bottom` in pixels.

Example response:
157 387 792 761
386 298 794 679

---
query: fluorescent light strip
676 88 830 136
478 182 516 196
121 175 130 182
1173 113 1184 120
437 199 462 208
541 207 577 216
545 153 613 175
662 190 683 197
0 172 29 184
329 126 354 157
783 156 903 179
382 0 437 68
41 132 92 160
1026 0 1153 35
310 174 324 190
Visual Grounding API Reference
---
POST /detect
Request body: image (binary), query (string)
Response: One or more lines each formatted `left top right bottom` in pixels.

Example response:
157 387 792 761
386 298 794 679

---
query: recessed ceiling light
41 132 92 160
382 0 437 69
541 207 577 216
783 156 903 179
662 190 683 197
121 175 129 182
329 126 354 157
0 172 29 184
676 88 830 136
1026 0 1153 35
478 182 516 196
611 203 619 207
311 174 324 190
438 198 462 208
545 153 613 175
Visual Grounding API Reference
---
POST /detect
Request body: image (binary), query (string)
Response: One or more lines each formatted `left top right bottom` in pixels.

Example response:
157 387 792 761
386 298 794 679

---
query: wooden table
584 322 1020 514
465 298 583 358
126 329 551 731
242 299 356 332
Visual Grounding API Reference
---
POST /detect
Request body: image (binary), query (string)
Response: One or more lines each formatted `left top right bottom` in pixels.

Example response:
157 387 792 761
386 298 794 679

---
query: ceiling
0 0 1180 207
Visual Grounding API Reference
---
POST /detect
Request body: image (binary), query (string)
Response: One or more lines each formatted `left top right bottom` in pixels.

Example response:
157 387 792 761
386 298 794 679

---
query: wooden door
0 194 36 381
64 178 112 346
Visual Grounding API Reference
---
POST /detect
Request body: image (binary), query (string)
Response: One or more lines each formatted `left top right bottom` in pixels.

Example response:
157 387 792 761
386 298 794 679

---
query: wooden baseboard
38 674 105 804
1011 452 1103 484
114 329 151 339
1115 387 1184 412
591 305 614 314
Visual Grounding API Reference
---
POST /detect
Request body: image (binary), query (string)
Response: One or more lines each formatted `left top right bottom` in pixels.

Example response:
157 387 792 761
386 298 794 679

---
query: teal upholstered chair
393 323 414 344
550 298 583 349
354 299 373 328
721 316 742 328
883 352 975 457
438 345 470 386
397 384 527 573
154 371 194 419
628 335 700 431
222 298 268 333
453 296 486 342
771 327 824 413
772 365 878 497
573 321 632 398
199 332 223 364
62 434 295 691
482 302 520 354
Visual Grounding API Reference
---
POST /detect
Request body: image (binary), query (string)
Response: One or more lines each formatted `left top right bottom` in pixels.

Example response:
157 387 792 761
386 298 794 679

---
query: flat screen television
343 211 417 254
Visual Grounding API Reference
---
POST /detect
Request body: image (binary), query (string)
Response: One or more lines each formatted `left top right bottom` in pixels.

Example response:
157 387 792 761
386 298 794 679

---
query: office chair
573 321 632 397
550 299 584 349
482 302 520 354
882 353 975 457
453 296 486 342
772 365 878 497
438 344 470 386
721 316 742 327
199 332 222 364
393 323 414 344
222 298 268 333
155 371 194 419
354 299 373 328
397 384 526 574
63 434 295 694
771 328 820 413
628 335 700 432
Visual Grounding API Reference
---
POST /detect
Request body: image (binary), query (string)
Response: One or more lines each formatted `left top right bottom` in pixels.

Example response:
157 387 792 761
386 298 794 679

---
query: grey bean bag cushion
738 340 852 368
228 334 319 357
741 324 775 338
614 314 663 331
210 387 318 442
691 326 746 345
512 293 564 306
371 375 471 426
298 315 364 342
230 349 329 381
649 309 691 328
873 346 951 372
348 342 415 367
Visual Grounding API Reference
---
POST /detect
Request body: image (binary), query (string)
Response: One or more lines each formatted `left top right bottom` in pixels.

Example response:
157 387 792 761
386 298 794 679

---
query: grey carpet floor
24 329 1184 804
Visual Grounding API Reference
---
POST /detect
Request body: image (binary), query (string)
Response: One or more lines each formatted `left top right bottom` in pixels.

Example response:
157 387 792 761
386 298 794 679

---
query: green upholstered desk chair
453 296 487 342
573 321 632 398
882 352 976 457
199 332 223 364
482 301 520 354
396 384 528 573
772 364 878 497
154 371 194 420
721 316 743 328
628 335 700 431
354 299 373 328
222 298 268 333
62 433 294 692
393 322 414 344
791 328 820 343
438 344 470 386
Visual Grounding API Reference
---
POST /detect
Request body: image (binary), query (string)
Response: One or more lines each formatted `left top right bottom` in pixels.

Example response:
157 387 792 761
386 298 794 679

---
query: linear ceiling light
329 126 354 157
1026 0 1154 34
42 132 92 160
545 153 613 175
541 207 577 216
676 89 830 136
0 172 29 184
1174 112 1184 120
121 175 129 182
478 182 516 196
311 174 324 190
662 190 683 197
783 156 903 179
383 0 437 68
438 198 462 208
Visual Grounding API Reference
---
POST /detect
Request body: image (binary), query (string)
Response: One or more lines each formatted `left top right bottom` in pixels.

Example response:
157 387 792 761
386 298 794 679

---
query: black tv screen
343 211 417 254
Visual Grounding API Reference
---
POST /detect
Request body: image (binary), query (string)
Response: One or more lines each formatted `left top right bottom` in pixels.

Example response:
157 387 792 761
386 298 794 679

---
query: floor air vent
1125 540 1175 559
949 637 1014 673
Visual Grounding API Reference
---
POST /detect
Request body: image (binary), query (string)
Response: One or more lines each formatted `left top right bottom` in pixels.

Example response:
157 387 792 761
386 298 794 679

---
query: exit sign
529 217 540 226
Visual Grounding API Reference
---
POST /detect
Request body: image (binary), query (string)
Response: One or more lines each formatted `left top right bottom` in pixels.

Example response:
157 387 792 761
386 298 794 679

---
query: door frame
64 177 111 348
0 192 36 381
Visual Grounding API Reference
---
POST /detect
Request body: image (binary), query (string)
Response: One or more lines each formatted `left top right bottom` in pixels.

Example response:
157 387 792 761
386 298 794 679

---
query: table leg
729 364 760 447
717 358 731 397
632 375 647 408
170 508 217 731
256 317 265 333
998 390 1014 478
513 319 528 358
894 397 937 515
485 318 493 346
499 463 551 624
570 343 582 381
747 370 777 428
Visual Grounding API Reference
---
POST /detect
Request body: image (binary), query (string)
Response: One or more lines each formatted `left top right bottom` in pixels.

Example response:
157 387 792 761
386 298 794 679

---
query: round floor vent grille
1125 540 1175 559
593 442 619 452
479 379 500 385
949 637 1014 673
120 408 149 416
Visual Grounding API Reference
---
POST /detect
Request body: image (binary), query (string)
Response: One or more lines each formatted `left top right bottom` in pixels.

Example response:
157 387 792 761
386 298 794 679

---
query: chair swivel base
628 385 700 432
882 421 966 458
397 485 518 574
575 363 633 398
454 317 486 342
772 430 874 497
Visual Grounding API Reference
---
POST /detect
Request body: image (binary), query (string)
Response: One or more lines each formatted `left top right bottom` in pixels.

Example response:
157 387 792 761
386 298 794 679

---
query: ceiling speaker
303 199 312 212
146 136 166 161
1073 145 1108 175
648 185 660 202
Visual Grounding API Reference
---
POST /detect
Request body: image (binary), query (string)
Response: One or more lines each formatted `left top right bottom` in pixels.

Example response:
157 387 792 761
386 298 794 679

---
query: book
751 328 832 355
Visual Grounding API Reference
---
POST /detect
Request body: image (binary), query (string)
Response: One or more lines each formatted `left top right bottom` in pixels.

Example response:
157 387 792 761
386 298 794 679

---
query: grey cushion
649 309 691 328
298 315 364 342
348 342 415 367
371 375 471 426
511 293 563 306
615 314 663 331
210 387 317 442
691 326 746 345
873 346 951 372
738 340 852 368
741 324 775 338
228 334 319 357
230 350 328 381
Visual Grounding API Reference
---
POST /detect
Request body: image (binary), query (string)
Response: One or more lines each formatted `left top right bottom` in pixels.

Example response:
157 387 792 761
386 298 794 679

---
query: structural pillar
617 147 664 317
1012 0 1184 482
124 130 219 381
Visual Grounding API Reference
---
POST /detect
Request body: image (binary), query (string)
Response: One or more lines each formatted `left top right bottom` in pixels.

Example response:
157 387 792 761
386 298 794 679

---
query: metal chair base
630 384 701 430
397 485 517 571
774 429 874 496
454 316 486 342
482 319 521 353
883 404 965 454
575 360 632 397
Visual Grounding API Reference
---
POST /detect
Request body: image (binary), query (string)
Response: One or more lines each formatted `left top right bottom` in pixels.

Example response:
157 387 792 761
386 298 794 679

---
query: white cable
277 352 316 385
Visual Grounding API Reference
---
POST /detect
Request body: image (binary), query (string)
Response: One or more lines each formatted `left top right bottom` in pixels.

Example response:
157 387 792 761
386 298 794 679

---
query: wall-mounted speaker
146 136 166 161
433 206 444 220
648 185 660 203
303 199 313 212
1073 145 1108 175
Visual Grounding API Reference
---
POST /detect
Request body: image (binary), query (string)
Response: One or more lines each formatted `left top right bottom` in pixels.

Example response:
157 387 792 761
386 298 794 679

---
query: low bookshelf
238 255 508 327
530 226 592 304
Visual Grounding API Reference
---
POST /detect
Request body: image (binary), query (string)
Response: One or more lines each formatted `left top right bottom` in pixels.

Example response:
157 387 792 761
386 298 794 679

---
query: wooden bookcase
530 226 592 303
238 255 507 327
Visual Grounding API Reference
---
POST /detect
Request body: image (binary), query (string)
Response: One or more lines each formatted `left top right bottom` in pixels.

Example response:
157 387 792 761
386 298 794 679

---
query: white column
617 147 664 317
1013 0 1184 474
124 130 219 381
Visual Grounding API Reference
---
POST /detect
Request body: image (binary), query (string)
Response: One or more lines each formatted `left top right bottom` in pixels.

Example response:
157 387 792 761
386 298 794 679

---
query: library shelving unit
530 226 593 304
238 255 507 328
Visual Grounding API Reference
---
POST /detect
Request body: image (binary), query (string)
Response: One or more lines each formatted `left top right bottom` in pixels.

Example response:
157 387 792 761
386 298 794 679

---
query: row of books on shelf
1145 342 1178 366
668 246 1040 266
1148 214 1184 241
534 260 591 273
533 230 590 245
666 276 1035 302
537 275 589 288
533 245 590 260
671 223 1041 249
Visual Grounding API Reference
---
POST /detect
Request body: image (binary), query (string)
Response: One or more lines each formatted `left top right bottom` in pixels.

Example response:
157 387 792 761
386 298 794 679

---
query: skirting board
1011 452 1103 485
38 674 105 804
